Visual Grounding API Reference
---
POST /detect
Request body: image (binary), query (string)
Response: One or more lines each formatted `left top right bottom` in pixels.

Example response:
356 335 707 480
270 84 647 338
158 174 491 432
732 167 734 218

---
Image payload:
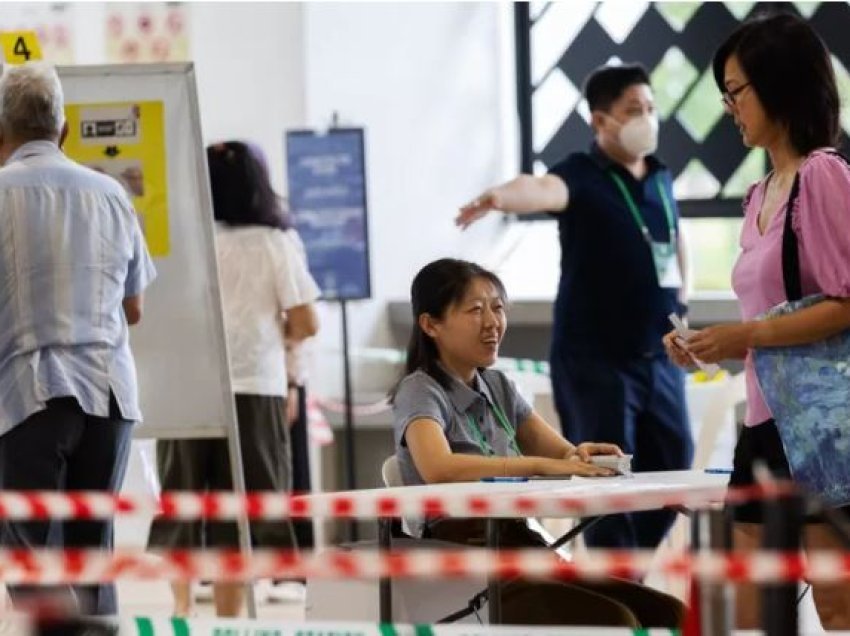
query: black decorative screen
516 2 850 218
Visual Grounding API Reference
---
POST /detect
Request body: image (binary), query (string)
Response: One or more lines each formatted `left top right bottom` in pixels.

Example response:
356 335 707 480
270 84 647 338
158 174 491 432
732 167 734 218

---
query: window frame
512 2 850 220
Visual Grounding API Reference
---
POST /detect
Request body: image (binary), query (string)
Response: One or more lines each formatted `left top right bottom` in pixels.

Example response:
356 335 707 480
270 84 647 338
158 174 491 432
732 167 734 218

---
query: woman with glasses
664 12 850 629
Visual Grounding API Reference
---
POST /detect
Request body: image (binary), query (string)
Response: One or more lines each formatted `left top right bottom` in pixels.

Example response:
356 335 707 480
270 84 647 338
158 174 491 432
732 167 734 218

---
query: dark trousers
148 394 295 550
290 385 314 548
0 395 133 615
550 353 693 550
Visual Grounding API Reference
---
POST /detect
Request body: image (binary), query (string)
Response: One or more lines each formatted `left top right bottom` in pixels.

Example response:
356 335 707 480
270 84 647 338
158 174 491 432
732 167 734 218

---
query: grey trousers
148 393 296 550
0 395 133 616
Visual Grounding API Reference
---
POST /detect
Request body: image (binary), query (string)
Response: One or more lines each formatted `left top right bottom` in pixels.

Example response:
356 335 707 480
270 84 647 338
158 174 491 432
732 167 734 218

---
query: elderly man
0 63 155 615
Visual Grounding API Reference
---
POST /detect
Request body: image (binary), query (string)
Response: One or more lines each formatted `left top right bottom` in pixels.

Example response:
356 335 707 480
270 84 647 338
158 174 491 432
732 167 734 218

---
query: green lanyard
465 402 522 457
608 171 677 245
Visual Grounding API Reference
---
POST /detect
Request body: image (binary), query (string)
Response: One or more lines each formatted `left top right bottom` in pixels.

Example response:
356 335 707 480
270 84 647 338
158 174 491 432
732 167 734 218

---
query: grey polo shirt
393 368 533 488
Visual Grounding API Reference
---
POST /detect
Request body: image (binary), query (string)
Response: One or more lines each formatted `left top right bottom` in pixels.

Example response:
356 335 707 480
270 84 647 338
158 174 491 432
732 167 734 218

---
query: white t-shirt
215 224 320 396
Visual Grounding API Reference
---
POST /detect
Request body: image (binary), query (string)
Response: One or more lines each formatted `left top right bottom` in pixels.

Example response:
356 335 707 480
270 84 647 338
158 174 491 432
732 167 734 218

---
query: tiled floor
116 580 305 621
1 581 305 622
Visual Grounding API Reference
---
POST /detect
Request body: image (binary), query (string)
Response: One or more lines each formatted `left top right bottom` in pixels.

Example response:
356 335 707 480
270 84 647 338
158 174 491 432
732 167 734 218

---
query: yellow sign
0 31 43 64
63 101 170 257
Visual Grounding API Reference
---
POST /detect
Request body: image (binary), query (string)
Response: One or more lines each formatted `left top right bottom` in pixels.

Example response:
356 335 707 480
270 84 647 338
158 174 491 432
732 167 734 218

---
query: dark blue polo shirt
548 143 684 360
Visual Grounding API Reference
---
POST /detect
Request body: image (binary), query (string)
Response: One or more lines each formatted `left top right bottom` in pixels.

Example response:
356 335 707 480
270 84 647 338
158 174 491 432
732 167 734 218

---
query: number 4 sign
0 31 43 65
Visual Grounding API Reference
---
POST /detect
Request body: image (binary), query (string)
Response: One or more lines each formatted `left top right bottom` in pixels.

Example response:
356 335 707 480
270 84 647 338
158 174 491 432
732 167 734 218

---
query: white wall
7 1 553 396
63 2 306 194
303 2 522 395
191 2 305 194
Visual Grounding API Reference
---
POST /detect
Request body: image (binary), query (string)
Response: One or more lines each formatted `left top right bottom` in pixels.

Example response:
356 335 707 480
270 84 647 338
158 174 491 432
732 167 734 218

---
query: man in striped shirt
0 62 156 615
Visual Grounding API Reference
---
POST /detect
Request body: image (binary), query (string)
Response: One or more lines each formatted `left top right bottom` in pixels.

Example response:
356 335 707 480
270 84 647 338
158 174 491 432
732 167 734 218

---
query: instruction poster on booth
63 100 170 257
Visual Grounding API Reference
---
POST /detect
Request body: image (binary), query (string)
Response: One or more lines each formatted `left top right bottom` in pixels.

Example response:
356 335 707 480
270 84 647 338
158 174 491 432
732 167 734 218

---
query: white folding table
296 470 730 626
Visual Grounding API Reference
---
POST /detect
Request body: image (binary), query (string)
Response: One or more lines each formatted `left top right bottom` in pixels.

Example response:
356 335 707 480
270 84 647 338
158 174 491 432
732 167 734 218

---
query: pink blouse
732 150 850 426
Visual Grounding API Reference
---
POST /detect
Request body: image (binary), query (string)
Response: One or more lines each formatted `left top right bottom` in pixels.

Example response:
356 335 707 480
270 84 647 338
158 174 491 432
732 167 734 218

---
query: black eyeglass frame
721 82 751 109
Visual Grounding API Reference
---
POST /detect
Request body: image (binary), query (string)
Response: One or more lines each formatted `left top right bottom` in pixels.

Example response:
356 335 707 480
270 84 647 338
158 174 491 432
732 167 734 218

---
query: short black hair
584 64 651 112
206 141 292 231
712 12 840 155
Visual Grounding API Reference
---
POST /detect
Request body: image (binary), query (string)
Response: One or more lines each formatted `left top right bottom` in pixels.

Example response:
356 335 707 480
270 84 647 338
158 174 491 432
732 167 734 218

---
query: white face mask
609 113 659 157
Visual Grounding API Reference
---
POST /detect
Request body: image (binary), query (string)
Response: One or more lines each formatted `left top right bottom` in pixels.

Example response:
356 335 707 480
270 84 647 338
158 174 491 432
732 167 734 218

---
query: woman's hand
663 328 693 367
569 442 623 462
455 189 503 229
686 322 756 363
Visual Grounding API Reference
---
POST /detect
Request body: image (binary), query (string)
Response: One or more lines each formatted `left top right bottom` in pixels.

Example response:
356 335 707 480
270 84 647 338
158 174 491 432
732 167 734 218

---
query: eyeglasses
721 83 751 112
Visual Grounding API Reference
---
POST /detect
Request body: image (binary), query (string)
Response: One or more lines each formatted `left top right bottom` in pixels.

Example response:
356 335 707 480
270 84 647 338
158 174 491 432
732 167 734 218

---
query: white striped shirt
0 140 156 435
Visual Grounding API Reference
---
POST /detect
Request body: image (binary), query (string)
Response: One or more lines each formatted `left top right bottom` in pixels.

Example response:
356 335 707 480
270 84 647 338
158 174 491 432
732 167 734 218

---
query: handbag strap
781 173 803 302
780 149 850 303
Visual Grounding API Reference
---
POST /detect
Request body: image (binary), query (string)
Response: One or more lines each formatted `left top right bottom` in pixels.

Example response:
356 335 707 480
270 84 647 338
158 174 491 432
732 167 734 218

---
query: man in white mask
456 64 692 553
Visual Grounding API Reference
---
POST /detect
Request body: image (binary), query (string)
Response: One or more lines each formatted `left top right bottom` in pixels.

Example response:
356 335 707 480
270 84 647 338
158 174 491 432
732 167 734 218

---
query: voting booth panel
58 64 235 440
58 64 258 615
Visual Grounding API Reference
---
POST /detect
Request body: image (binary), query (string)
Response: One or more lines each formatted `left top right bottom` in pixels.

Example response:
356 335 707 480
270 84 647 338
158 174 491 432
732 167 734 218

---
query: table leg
762 493 804 636
487 518 501 624
692 507 733 636
549 516 602 551
378 517 393 623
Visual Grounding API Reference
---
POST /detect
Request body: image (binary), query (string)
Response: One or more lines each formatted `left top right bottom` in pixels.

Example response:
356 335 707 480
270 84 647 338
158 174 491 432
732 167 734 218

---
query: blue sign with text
285 128 371 300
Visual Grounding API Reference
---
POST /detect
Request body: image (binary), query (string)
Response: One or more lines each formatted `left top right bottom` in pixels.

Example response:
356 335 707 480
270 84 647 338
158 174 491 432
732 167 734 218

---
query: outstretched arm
455 174 569 229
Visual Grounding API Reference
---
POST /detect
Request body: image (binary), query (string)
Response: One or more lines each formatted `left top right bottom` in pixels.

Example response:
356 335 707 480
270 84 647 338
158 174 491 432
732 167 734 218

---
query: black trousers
290 385 314 548
550 352 693 549
0 395 134 616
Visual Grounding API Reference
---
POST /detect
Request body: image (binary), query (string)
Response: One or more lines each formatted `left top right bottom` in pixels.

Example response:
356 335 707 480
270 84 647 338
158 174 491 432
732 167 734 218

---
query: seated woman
392 258 683 628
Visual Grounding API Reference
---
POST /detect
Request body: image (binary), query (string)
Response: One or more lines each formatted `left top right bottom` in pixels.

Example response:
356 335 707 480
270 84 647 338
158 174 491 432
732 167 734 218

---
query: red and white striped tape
306 396 334 446
0 485 744 521
0 547 846 585
0 481 793 522
314 395 390 417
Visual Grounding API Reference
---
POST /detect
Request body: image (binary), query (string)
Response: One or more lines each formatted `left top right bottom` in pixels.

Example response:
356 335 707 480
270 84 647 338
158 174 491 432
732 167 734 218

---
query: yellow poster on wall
63 100 169 257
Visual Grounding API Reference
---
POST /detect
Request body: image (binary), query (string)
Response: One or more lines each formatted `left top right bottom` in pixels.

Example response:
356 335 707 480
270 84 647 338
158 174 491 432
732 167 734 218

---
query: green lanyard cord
466 402 522 457
608 170 677 245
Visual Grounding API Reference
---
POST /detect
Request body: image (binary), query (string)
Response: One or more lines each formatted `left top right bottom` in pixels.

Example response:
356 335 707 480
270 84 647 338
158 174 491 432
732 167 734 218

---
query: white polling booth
55 64 246 549
57 64 259 615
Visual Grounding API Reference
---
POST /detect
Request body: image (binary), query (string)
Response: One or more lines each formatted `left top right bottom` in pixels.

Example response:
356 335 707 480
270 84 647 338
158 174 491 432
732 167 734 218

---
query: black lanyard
608 171 677 245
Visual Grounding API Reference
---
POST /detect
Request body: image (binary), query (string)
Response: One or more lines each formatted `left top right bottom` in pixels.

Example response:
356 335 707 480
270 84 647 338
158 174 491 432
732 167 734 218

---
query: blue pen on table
704 468 733 474
481 476 529 483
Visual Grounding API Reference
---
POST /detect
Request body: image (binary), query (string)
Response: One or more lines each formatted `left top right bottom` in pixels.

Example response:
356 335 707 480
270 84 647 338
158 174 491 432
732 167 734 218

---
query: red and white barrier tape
0 481 794 522
306 396 334 445
0 480 779 521
0 547 847 585
313 395 391 417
